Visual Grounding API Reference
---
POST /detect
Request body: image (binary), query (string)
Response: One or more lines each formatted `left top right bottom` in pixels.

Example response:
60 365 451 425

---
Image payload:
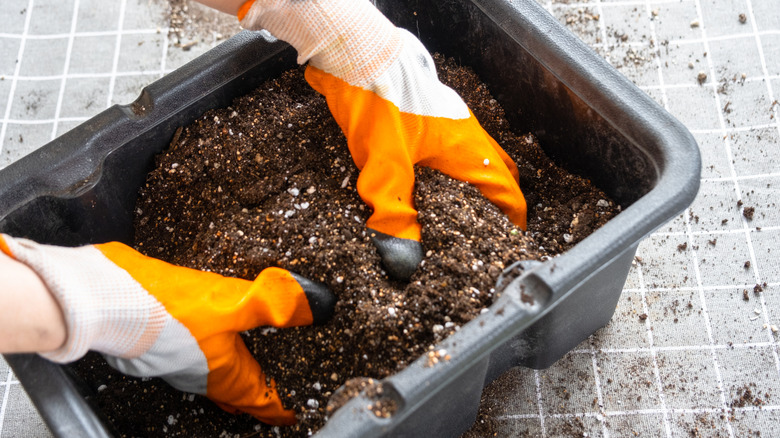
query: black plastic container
1 0 700 436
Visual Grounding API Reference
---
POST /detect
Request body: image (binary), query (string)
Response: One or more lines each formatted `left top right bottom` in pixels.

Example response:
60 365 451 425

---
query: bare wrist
0 252 66 353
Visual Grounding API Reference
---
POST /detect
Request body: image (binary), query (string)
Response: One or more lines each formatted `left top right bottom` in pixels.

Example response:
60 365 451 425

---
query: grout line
50 0 80 140
0 28 169 39
702 172 780 183
650 226 780 238
639 74 780 91
688 121 780 133
572 341 780 356
546 0 693 10
637 262 672 436
623 280 780 294
743 0 780 379
0 369 13 436
3 117 91 125
591 30 780 51
654 30 780 46
534 370 547 436
106 0 128 109
0 0 34 160
587 340 609 437
643 0 669 109
686 4 739 436
594 0 610 59
495 403 780 421
687 202 734 437
159 23 170 79
6 70 169 82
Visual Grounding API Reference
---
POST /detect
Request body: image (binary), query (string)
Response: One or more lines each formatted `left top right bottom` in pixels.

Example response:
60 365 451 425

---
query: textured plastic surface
0 1 700 437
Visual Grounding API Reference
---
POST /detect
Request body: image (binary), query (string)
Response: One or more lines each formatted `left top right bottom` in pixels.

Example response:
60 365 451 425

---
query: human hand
0 234 335 425
238 0 527 281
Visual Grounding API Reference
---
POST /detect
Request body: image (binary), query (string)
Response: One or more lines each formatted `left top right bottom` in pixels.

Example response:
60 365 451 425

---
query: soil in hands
70 55 620 437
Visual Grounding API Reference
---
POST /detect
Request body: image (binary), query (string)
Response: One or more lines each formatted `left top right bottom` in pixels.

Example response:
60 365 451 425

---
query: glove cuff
239 0 403 88
0 235 167 363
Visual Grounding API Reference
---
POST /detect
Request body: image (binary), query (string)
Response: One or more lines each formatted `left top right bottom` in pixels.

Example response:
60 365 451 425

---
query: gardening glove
238 0 527 281
0 233 336 426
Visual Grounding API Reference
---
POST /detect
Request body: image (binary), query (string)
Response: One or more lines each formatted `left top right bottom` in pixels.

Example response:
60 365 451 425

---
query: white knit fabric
241 0 402 88
369 30 470 119
241 1 470 119
2 237 165 358
105 318 209 395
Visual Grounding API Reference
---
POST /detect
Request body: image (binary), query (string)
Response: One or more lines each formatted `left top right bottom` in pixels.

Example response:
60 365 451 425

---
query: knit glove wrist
0 233 335 425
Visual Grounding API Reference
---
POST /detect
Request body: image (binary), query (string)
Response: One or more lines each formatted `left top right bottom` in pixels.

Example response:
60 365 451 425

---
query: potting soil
70 55 620 437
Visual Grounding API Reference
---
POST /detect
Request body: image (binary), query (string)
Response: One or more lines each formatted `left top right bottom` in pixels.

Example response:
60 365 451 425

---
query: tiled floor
1 0 779 437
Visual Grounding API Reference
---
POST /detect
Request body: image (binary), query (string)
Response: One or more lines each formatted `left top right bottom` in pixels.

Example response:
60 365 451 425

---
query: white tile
27 0 76 36
2 383 53 437
695 231 757 288
8 79 60 120
698 0 751 38
597 350 662 412
17 37 69 77
0 38 22 78
655 348 723 410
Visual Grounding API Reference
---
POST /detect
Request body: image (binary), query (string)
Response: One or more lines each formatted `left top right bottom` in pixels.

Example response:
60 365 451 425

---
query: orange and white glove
0 234 335 425
238 0 527 281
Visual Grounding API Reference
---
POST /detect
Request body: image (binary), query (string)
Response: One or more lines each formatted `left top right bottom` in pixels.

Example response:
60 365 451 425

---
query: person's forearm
0 252 66 353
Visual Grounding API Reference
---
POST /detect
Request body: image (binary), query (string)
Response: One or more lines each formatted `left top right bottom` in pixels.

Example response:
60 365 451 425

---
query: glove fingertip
290 273 336 325
368 228 424 282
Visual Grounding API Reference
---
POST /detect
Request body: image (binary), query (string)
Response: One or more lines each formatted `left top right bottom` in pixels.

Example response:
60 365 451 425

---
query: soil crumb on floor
71 55 620 437
163 0 240 49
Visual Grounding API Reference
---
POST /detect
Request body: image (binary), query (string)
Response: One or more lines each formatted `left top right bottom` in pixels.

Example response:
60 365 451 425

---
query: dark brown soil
70 55 620 437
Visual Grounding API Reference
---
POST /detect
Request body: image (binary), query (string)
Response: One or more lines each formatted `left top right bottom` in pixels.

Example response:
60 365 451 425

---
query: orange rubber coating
96 242 314 425
304 65 527 241
0 235 13 258
237 0 255 21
